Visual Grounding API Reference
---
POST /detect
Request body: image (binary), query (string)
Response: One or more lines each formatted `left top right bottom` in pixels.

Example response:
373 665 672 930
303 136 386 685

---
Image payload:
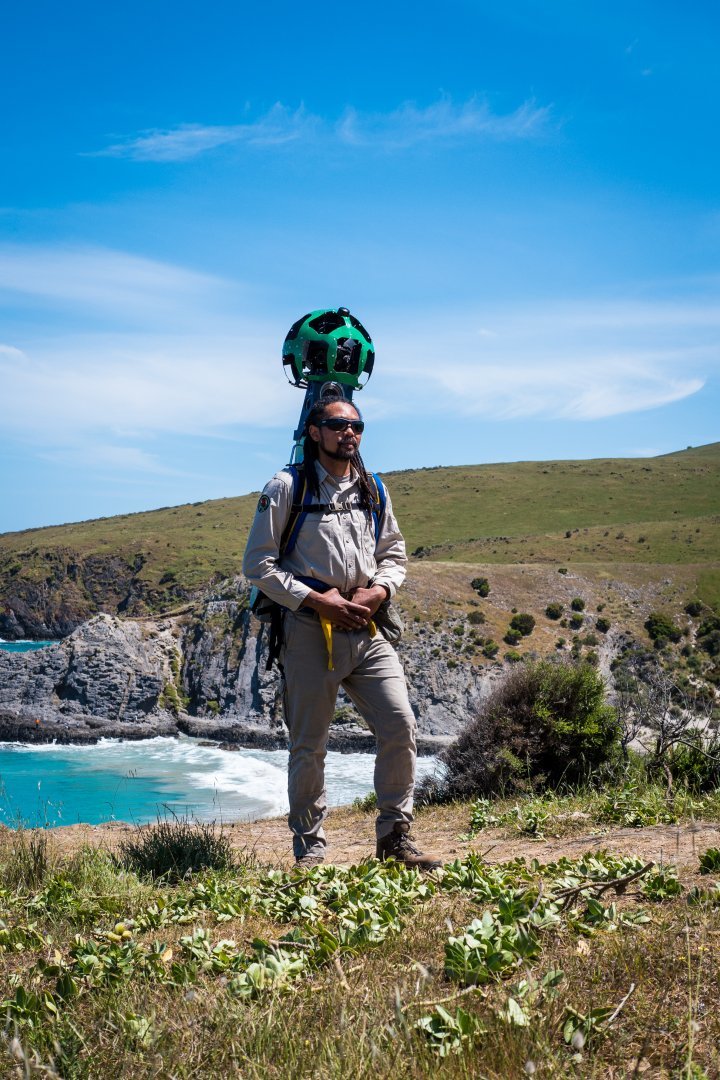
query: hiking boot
376 823 442 871
294 852 325 869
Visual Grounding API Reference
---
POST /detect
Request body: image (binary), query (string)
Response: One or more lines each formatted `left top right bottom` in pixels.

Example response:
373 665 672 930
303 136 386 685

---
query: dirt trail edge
30 807 720 874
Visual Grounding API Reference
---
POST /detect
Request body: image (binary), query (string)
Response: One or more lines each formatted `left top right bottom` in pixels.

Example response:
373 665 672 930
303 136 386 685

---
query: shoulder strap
370 473 386 544
280 464 314 557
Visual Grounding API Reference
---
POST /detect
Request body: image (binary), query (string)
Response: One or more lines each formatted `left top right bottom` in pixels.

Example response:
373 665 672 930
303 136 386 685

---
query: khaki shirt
242 463 407 611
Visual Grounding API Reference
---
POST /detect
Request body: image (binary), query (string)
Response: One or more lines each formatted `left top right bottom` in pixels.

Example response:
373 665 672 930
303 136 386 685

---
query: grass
2 783 720 1077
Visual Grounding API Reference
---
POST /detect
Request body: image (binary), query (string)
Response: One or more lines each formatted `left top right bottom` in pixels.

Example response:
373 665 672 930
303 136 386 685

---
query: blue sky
1 1 718 532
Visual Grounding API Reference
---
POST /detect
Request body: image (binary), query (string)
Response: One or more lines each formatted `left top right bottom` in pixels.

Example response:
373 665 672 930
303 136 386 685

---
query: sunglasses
319 418 365 434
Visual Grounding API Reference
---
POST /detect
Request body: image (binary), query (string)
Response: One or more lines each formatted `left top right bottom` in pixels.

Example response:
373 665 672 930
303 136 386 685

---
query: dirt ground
38 804 720 877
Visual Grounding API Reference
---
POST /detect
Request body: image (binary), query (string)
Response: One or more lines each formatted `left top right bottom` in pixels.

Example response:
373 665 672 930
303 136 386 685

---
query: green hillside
1 442 719 632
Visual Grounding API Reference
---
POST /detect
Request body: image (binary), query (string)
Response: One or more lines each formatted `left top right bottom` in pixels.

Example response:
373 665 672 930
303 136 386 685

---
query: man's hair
303 393 377 515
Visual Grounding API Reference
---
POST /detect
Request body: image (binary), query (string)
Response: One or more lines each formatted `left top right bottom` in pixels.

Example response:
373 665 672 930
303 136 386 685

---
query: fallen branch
553 862 654 908
602 982 636 1030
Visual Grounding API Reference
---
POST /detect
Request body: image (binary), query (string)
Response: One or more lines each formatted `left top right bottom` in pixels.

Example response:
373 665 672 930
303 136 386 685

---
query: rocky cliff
0 580 494 752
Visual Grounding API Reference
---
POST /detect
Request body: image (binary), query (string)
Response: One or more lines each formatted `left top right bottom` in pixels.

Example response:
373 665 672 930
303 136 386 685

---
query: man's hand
349 584 389 617
305 588 372 629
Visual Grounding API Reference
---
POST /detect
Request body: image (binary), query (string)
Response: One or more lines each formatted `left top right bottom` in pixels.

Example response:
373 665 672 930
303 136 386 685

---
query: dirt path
38 806 720 876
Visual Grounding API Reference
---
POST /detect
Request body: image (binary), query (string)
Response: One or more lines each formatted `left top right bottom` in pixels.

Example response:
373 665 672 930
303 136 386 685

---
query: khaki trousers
280 611 417 859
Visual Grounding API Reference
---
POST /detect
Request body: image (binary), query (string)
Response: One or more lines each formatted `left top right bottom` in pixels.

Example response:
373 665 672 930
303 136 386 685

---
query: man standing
243 392 440 870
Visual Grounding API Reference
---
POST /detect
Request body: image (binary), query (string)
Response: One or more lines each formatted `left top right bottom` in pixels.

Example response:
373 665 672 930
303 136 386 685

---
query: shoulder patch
257 494 271 513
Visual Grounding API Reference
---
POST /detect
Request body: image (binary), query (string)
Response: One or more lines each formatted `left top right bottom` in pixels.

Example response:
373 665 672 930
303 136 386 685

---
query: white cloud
378 299 715 421
97 104 318 162
0 246 716 475
95 96 551 162
0 245 228 325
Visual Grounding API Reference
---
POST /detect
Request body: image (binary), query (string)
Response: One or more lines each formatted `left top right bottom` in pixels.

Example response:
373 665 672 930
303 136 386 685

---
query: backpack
250 463 387 669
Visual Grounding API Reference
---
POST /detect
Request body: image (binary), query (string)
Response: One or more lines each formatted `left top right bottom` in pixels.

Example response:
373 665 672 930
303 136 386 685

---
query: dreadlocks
302 394 377 517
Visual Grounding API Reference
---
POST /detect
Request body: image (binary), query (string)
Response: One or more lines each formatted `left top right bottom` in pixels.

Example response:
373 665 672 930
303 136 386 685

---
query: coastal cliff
0 579 492 752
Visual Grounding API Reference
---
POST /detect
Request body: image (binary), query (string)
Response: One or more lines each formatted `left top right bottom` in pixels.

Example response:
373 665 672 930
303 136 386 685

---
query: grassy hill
1 442 718 634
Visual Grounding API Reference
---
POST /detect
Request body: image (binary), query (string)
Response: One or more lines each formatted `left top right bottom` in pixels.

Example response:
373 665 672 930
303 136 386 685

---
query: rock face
0 548 193 640
0 581 492 752
0 613 179 743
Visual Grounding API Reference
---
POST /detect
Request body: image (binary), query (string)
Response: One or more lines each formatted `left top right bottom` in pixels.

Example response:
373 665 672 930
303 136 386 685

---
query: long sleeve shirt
242 463 407 611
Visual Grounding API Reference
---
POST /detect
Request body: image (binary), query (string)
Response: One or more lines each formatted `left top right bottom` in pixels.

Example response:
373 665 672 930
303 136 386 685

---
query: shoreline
0 716 449 756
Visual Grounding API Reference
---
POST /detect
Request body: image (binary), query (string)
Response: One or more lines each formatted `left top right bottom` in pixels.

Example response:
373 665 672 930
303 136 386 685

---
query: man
243 393 440 870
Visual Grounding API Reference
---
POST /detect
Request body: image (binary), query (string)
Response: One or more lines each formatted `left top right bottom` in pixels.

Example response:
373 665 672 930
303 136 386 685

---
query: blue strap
371 472 386 544
283 466 386 554
282 464 314 557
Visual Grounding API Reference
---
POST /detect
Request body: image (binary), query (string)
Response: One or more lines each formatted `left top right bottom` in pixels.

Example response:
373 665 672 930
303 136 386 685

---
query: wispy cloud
0 245 716 475
95 96 551 162
0 245 232 326
379 298 716 421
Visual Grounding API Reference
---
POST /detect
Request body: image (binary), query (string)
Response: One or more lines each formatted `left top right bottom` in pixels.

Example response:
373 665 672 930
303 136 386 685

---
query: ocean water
0 639 57 653
0 736 439 829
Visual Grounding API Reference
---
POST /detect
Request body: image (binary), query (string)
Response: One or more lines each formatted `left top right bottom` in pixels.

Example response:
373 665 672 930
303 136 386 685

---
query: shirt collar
315 461 356 488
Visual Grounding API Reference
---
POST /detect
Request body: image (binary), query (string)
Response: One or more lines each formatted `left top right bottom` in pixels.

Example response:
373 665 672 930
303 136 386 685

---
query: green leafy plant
545 603 563 620
414 1005 484 1056
641 866 682 901
699 847 720 875
571 598 585 612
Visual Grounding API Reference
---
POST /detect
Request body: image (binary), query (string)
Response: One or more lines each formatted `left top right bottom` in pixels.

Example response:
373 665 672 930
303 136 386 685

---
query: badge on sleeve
257 494 271 513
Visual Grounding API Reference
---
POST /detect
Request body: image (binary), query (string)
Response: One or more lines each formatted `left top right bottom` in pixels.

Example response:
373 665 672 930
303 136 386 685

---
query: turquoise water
0 737 438 829
0 640 57 653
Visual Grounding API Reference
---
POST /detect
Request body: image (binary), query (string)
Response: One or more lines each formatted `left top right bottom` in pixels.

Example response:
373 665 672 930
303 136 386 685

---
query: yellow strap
320 616 334 670
319 617 376 668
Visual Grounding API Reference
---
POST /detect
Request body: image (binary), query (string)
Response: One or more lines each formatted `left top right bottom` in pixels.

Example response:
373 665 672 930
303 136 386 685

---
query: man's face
309 401 363 462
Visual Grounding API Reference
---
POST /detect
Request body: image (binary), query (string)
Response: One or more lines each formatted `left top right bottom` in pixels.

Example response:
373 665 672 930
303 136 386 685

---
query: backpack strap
279 464 313 557
370 472 386 544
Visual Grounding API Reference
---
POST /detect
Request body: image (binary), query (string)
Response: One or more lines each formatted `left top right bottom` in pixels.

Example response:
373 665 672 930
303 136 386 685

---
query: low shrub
504 628 522 646
510 613 536 636
482 641 499 659
571 598 585 612
468 609 486 626
417 659 620 803
117 818 234 882
645 612 682 644
569 613 584 630
545 603 563 620
504 650 522 663
596 617 611 634
685 600 704 618
471 577 490 597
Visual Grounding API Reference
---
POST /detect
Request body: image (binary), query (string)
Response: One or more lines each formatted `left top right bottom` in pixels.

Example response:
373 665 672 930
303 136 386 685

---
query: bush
467 609 486 626
504 650 522 664
645 612 682 644
685 600 704 618
417 659 620 803
571 598 585 612
504 628 522 646
470 577 490 598
482 641 499 659
545 603 563 620
569 613 584 630
510 613 536 637
596 617 611 634
117 818 234 882
697 615 720 657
